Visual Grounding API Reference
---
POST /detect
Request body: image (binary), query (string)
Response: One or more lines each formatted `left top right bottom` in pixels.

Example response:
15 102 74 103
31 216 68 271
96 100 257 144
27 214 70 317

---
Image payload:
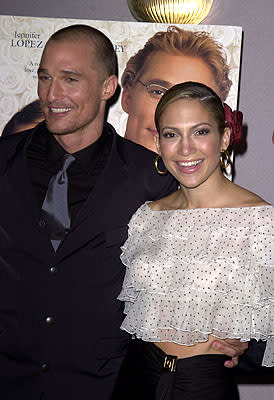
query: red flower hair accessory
224 103 243 145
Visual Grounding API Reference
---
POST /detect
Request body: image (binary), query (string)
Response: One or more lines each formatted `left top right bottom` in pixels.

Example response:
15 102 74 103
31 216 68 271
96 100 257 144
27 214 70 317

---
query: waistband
141 341 230 373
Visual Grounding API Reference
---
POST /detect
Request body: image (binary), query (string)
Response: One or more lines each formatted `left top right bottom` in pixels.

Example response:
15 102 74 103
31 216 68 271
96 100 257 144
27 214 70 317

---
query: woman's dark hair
2 100 43 137
155 81 225 135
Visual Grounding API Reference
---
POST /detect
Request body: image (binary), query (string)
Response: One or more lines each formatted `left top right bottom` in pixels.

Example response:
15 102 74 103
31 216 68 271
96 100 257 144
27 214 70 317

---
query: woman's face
155 98 230 190
122 51 220 152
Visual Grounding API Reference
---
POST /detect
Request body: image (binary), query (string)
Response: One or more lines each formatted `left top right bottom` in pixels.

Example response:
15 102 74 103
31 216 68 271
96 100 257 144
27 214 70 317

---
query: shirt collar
27 122 112 173
72 125 112 173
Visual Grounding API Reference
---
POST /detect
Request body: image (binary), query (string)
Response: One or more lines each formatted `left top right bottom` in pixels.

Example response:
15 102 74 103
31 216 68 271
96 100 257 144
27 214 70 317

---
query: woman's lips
176 159 203 174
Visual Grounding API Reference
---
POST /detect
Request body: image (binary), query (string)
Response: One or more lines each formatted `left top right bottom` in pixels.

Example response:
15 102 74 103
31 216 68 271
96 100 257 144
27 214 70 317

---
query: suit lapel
0 126 129 261
57 132 128 258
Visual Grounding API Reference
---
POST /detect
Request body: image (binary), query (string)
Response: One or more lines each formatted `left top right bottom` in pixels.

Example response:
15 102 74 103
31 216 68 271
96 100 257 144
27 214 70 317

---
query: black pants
113 340 239 400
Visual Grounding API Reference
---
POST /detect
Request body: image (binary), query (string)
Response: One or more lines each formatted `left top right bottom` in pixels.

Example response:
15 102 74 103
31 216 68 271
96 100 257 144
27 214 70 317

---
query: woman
121 26 233 153
117 82 274 399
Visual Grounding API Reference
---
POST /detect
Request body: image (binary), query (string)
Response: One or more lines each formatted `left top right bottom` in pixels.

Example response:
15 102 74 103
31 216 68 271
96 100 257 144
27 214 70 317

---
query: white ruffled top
118 202 274 367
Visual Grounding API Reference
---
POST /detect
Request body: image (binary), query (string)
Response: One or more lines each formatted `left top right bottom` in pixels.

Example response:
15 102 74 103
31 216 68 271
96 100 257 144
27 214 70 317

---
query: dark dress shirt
27 124 112 224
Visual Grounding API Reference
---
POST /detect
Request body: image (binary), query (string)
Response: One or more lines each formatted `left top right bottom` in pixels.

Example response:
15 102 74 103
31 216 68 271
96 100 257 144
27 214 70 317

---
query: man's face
122 51 220 153
38 38 107 140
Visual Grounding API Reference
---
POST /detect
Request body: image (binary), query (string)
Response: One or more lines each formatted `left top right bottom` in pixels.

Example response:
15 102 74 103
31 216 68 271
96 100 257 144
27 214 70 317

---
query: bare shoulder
227 182 270 207
149 190 182 211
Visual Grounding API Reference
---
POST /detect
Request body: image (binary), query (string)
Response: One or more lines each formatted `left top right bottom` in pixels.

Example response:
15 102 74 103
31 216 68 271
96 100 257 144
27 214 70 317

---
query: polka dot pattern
118 203 274 367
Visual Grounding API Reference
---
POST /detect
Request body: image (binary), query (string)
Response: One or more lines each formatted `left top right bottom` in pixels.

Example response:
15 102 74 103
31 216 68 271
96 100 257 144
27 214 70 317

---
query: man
0 25 245 399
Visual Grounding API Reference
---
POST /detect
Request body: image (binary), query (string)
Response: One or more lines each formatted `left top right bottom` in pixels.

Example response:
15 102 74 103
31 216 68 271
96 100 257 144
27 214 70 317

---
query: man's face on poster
122 51 220 153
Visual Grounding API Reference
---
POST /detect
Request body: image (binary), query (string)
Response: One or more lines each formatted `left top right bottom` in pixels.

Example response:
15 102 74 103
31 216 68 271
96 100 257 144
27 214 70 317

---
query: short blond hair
46 24 117 77
121 26 231 102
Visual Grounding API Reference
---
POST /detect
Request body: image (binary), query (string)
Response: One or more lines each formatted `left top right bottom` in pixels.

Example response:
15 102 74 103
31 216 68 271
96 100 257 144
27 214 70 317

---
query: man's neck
53 124 104 154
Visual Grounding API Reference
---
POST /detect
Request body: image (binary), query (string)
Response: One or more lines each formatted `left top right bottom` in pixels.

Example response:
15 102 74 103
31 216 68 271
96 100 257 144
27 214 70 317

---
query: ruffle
119 204 274 366
119 289 274 341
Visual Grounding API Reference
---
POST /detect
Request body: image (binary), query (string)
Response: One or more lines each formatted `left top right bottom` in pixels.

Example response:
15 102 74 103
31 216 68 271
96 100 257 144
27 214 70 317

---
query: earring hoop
154 155 167 175
219 150 231 169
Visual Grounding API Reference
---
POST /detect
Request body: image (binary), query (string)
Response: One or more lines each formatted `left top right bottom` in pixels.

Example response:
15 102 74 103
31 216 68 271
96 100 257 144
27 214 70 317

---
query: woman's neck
178 175 232 210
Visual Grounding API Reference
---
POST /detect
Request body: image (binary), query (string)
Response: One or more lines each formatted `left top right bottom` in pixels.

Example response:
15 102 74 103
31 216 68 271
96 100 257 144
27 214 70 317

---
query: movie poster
0 15 242 156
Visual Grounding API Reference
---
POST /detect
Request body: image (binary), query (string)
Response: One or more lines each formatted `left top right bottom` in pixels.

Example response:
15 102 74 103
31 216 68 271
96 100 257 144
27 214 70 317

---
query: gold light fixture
127 0 214 24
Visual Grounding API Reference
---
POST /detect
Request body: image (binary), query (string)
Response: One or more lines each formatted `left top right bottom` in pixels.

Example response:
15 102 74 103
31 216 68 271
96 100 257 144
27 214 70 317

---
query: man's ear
101 75 118 101
121 86 132 114
221 127 231 151
153 132 161 155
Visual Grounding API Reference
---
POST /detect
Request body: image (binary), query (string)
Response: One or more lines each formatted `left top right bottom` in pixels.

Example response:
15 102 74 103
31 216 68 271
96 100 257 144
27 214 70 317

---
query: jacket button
50 266 58 275
39 219 46 228
46 316 54 325
41 363 49 372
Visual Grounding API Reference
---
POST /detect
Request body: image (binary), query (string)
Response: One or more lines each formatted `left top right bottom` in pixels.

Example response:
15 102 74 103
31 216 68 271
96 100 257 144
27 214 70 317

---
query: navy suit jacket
0 122 177 399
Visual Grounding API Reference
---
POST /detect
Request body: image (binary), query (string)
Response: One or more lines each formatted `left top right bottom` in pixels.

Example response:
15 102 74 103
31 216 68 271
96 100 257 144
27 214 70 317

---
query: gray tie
41 154 75 251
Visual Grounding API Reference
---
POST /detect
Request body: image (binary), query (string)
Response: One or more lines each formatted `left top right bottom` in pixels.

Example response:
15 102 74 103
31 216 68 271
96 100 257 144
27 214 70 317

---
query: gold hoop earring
154 155 167 175
219 150 231 169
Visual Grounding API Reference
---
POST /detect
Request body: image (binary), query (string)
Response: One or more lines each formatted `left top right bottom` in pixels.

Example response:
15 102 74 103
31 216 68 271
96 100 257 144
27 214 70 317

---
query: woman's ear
221 127 231 151
153 132 161 155
101 75 118 101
